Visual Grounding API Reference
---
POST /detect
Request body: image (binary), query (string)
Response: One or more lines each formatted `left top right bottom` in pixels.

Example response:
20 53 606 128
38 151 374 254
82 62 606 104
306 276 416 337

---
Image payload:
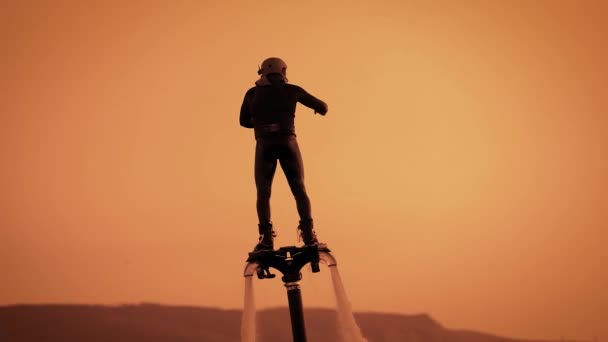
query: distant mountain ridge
0 304 585 342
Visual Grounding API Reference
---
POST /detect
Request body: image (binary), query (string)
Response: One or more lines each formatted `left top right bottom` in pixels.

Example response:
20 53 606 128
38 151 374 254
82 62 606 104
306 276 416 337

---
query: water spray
243 243 337 342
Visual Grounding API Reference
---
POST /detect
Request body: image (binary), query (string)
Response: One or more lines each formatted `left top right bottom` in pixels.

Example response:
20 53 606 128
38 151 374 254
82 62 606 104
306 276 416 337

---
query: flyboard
243 243 337 342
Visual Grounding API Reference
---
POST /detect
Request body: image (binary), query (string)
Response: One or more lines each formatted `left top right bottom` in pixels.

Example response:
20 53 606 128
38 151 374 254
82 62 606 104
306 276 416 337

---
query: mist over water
330 266 367 342
241 276 257 342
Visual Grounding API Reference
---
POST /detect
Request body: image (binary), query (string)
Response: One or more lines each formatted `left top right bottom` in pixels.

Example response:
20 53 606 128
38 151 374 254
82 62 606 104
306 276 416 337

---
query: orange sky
2 0 607 340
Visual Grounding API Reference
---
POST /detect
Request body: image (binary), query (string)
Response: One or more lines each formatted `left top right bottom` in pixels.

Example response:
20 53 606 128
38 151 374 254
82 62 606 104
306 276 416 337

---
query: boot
253 222 275 252
298 218 318 246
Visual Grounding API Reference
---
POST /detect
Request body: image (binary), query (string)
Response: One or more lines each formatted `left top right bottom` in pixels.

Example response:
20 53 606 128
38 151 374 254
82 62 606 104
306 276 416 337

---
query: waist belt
258 123 281 133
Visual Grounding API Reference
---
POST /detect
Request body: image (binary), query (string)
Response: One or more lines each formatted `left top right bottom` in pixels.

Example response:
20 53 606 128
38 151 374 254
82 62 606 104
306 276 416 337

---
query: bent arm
239 90 254 128
297 87 328 115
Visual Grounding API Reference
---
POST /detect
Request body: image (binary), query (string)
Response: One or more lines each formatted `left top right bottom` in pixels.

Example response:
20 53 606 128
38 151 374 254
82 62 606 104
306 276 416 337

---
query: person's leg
254 139 278 250
279 136 312 220
255 139 278 223
278 136 318 245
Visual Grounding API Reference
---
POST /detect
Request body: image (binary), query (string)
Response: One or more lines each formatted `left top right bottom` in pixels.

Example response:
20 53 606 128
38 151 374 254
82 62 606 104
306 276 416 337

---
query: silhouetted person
240 57 328 251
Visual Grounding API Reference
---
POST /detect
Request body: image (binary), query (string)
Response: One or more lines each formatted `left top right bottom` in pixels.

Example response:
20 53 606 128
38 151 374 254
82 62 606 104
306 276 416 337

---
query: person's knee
257 187 272 200
289 182 307 197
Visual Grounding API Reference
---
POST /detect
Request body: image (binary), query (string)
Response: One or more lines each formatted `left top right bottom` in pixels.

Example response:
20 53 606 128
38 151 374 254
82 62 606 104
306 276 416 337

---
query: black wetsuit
240 75 328 225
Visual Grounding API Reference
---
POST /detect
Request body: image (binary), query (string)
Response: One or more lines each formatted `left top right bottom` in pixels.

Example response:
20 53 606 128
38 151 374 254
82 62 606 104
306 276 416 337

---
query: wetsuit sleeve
296 86 329 115
239 88 255 128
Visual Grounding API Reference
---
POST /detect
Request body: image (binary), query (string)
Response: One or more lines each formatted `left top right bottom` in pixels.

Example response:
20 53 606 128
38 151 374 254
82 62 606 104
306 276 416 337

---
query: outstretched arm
239 89 254 128
297 87 328 115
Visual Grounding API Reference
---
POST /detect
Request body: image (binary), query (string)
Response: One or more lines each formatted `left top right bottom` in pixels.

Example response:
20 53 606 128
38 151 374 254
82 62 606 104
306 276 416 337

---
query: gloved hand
315 103 328 116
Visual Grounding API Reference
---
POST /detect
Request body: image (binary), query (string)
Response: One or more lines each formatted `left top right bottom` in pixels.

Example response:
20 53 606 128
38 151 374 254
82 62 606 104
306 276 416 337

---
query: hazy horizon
2 1 606 341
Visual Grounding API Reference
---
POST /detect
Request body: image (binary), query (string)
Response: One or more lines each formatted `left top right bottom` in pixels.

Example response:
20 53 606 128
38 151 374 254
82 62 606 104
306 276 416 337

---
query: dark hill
0 304 585 342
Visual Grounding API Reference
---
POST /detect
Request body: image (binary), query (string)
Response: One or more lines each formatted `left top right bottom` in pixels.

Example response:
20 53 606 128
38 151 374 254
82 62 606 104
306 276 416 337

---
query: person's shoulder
286 83 305 92
244 86 256 97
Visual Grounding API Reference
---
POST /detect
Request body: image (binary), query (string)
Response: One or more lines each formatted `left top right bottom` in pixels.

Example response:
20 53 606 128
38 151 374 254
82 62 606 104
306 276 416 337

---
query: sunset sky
2 0 607 340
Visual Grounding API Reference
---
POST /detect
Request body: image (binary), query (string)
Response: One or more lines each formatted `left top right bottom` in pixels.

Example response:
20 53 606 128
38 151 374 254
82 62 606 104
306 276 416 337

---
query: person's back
241 73 328 138
239 57 328 252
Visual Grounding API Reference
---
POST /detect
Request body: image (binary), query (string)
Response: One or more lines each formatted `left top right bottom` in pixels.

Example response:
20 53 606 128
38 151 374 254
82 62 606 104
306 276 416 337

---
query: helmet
257 57 288 82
